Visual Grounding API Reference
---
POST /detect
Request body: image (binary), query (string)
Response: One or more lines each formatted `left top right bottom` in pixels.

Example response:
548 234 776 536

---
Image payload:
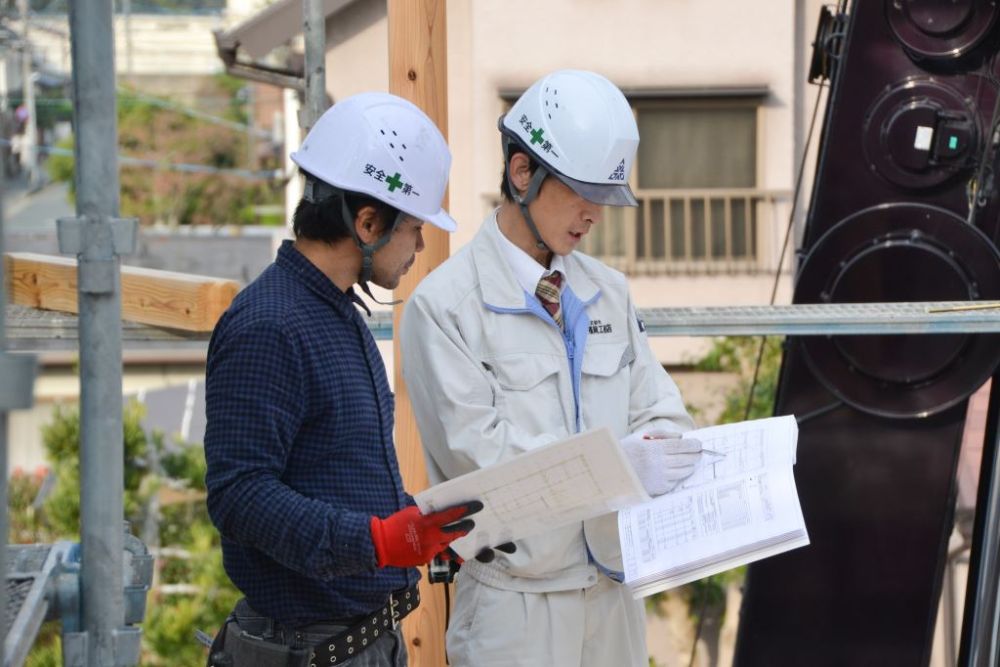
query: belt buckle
390 593 401 630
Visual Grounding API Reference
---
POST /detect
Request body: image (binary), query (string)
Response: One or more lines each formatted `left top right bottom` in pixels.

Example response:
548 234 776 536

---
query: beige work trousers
446 573 647 667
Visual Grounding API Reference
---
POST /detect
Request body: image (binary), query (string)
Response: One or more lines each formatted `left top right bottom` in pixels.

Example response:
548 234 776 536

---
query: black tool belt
308 584 420 664
207 585 420 667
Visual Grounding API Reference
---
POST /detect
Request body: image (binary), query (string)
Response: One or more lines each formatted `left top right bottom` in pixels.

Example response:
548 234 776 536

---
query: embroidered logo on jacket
589 319 613 334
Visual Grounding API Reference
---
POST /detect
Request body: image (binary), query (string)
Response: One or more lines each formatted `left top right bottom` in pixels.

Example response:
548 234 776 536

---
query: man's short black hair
499 143 541 202
292 170 400 242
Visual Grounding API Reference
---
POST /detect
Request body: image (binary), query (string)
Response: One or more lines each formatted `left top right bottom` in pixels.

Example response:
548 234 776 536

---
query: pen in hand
640 434 726 459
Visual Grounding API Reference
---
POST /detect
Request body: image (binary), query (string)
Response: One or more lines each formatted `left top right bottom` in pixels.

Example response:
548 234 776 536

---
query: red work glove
370 501 483 568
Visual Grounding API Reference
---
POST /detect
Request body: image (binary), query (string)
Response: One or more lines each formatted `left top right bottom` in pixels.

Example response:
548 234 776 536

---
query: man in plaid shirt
203 93 482 667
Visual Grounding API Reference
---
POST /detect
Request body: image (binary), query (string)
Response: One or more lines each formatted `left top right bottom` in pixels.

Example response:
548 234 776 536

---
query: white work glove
620 430 703 496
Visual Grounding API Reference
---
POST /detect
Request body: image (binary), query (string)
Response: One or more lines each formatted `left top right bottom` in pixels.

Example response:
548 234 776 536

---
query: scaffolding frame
0 0 996 663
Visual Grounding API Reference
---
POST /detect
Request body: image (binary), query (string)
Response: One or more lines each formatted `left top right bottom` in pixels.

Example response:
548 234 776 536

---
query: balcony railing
581 188 792 275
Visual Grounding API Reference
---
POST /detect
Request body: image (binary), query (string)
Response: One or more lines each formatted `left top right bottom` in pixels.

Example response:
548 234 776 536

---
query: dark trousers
207 599 408 667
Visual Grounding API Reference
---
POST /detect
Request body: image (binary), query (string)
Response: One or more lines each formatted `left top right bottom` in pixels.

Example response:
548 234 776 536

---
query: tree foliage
47 77 283 226
694 336 784 422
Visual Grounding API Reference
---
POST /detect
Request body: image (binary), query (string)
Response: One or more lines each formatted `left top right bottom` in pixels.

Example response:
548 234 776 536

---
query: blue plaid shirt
204 240 417 628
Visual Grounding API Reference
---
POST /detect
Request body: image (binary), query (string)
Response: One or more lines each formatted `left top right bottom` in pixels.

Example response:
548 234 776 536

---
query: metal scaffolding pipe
302 0 327 131
1 160 9 667
958 372 1000 666
67 1 131 663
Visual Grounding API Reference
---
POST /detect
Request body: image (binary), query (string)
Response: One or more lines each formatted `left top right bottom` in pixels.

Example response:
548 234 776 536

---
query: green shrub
11 402 238 665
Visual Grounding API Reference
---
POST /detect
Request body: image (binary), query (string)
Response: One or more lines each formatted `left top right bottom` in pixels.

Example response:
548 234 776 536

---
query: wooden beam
388 1 450 665
4 253 239 332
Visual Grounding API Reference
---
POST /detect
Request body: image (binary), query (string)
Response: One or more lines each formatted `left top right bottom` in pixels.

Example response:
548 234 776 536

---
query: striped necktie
535 271 564 329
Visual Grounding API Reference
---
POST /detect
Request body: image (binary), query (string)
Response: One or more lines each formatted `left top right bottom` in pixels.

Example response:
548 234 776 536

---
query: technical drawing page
619 461 807 592
415 427 650 560
677 415 799 490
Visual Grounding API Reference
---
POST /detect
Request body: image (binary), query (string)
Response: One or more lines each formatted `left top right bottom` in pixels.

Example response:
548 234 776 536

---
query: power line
1 138 283 180
117 90 274 139
0 92 274 139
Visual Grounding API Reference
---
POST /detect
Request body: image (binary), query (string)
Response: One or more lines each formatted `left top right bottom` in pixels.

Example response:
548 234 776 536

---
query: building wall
449 0 801 248
28 14 227 79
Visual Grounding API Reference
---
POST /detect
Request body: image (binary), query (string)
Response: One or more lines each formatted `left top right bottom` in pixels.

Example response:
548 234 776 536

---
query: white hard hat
501 70 639 206
291 92 456 231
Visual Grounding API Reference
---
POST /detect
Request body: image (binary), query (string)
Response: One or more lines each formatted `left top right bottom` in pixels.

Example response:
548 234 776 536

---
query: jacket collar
275 240 371 316
472 210 600 309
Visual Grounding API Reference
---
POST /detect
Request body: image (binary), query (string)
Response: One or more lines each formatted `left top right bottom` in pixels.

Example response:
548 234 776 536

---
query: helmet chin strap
341 194 406 307
502 134 552 255
305 177 405 307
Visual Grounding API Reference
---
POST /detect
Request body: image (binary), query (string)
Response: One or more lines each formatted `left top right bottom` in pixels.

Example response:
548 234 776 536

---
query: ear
508 152 534 198
354 206 383 244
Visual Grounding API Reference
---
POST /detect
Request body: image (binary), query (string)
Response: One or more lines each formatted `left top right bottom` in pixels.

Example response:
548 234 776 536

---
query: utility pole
388 1 449 664
301 0 326 132
18 0 38 189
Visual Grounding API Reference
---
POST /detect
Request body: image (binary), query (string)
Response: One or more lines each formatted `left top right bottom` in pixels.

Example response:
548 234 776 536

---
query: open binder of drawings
619 415 810 599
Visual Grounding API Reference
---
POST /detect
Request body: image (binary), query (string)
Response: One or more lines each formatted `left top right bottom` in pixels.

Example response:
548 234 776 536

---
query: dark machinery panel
735 1 1000 665
862 80 978 189
887 0 997 60
798 203 1000 418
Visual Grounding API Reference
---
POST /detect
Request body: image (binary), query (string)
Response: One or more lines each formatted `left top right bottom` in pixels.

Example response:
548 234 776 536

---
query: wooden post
388 1 450 665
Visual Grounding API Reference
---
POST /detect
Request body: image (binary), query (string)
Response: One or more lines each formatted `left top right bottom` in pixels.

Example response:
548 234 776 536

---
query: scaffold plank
638 302 1000 336
5 253 240 332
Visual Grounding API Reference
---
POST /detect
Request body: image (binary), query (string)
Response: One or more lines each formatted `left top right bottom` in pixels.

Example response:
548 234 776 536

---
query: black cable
795 398 845 426
967 53 1000 224
444 582 451 630
443 582 451 665
742 80 829 429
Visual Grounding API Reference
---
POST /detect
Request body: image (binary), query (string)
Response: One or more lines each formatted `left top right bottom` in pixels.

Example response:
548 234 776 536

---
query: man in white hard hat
401 70 703 665
203 92 491 667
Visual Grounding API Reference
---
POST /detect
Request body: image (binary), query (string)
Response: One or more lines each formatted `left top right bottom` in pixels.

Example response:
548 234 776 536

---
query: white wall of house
449 0 797 243
226 0 277 24
27 14 227 78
